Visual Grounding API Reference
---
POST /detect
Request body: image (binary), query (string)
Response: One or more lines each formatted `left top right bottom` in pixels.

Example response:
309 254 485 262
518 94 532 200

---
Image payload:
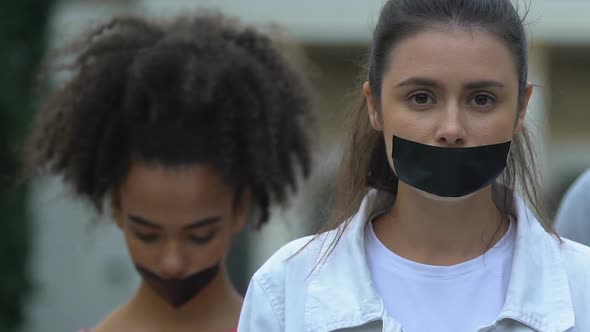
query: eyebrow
396 77 506 89
463 80 506 90
128 215 222 230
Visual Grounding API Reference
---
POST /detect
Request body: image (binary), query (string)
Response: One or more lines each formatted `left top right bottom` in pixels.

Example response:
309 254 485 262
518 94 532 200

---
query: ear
515 83 533 134
363 82 382 131
232 190 252 234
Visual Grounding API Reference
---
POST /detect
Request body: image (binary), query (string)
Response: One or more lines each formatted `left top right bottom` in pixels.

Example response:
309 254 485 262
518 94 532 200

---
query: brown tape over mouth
136 263 220 308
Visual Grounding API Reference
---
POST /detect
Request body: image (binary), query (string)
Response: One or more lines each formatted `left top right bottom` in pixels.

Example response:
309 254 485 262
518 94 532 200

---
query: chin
410 186 479 202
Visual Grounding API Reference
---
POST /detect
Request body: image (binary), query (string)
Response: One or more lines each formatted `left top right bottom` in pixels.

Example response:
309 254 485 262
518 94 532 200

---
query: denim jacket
238 190 590 332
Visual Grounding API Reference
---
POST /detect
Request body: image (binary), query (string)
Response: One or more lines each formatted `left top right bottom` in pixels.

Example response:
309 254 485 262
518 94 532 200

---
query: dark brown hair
24 13 312 228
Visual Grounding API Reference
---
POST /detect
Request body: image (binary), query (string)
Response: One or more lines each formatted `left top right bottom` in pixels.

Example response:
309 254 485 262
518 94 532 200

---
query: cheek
380 97 437 142
187 227 235 268
123 231 149 265
467 112 518 143
208 230 234 258
379 106 436 168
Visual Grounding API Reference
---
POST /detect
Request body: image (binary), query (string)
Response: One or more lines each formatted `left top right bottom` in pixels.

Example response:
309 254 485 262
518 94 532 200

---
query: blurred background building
1 0 588 331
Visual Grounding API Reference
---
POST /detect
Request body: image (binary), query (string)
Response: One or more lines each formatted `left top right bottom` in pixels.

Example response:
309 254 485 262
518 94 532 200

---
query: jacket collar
305 189 574 332
496 194 574 331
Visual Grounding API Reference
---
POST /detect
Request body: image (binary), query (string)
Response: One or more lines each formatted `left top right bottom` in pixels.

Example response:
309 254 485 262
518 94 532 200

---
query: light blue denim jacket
238 189 590 332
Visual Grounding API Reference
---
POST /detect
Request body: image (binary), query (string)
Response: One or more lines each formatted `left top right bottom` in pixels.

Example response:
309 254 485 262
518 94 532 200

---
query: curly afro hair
24 13 312 228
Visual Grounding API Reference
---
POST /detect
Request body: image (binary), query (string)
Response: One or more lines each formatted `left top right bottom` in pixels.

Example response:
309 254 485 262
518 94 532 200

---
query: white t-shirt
365 216 515 332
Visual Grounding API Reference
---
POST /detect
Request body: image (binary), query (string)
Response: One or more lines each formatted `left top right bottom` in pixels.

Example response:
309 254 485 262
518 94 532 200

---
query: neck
129 264 242 330
373 183 508 265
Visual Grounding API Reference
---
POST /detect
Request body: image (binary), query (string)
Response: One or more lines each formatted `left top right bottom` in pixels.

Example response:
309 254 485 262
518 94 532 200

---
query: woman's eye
134 232 159 243
409 93 435 105
189 232 216 245
470 94 495 107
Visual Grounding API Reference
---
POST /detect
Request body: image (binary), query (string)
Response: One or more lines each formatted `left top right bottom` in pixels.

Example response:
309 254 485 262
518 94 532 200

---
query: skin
363 28 533 266
93 161 249 332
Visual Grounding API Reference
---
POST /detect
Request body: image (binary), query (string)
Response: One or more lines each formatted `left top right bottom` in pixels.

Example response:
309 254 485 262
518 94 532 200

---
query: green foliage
0 1 53 331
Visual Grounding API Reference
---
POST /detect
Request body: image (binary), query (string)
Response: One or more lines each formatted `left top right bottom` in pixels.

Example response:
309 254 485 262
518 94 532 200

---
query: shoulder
249 229 340 298
561 169 590 204
555 169 590 243
574 169 590 186
90 305 131 332
252 230 335 281
240 233 333 329
561 169 590 203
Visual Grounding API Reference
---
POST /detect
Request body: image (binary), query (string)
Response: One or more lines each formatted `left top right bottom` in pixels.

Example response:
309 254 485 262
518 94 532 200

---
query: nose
434 103 467 146
159 241 186 279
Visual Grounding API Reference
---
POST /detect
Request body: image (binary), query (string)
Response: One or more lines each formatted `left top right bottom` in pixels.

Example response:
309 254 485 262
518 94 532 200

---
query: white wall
22 177 139 332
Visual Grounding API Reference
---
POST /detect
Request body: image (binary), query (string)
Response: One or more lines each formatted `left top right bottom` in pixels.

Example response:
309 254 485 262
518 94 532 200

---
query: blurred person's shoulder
575 168 590 185
563 169 590 201
555 169 590 245
557 168 590 261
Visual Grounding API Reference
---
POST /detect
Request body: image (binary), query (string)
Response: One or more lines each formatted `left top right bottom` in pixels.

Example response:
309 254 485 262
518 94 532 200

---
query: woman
238 1 590 331
24 13 312 332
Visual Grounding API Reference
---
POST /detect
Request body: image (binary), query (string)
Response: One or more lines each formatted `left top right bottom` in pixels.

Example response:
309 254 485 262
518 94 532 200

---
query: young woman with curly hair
24 13 312 332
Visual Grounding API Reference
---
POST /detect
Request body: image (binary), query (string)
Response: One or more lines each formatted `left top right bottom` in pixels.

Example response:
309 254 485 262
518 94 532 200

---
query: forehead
385 28 519 87
118 162 234 222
